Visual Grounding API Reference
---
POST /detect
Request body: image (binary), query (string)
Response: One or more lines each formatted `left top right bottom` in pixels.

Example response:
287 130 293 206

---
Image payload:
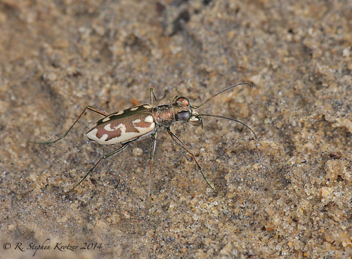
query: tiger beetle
34 83 257 198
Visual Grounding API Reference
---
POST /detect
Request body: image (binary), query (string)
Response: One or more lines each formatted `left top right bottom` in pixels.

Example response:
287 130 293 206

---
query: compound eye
176 97 189 107
176 111 190 121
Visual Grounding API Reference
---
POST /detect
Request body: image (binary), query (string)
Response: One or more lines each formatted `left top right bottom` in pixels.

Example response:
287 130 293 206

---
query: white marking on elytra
86 122 156 145
143 104 152 109
112 110 124 116
102 117 111 122
132 119 141 125
130 106 139 111
144 115 153 123
103 123 125 132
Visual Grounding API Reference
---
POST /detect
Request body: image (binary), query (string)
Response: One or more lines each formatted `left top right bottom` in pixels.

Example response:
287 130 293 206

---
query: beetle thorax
152 105 175 127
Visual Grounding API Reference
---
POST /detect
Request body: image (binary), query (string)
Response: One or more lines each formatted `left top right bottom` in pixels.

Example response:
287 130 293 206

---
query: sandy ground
0 0 351 258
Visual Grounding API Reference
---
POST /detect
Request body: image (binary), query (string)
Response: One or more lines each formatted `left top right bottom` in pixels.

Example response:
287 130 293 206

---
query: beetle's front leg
149 88 169 107
166 127 215 190
149 131 158 197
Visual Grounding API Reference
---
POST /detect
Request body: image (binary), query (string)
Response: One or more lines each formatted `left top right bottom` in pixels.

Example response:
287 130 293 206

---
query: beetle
33 83 257 196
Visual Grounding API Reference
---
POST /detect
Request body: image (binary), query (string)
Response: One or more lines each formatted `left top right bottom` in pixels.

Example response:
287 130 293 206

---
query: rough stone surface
1 0 351 258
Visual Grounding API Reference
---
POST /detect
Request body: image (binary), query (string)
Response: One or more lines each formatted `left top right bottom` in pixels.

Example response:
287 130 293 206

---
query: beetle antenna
198 114 258 140
191 82 252 109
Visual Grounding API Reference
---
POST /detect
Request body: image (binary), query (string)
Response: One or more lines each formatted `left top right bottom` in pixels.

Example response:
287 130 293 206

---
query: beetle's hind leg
65 142 130 193
32 106 109 145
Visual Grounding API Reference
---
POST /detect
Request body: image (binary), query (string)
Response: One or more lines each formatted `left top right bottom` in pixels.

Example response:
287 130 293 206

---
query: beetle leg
149 131 158 197
65 142 130 193
149 131 158 225
149 88 169 107
167 128 215 190
32 106 109 145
